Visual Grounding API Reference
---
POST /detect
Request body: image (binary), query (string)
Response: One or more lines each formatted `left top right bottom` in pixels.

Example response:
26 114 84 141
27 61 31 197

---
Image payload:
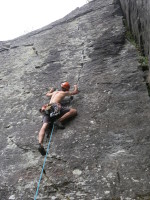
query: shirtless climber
38 82 78 155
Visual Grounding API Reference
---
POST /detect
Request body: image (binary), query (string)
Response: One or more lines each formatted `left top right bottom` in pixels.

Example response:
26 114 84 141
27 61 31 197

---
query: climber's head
61 82 70 91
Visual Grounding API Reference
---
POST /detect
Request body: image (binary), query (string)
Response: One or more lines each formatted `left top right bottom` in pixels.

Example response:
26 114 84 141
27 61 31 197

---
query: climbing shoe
38 144 46 156
54 120 65 129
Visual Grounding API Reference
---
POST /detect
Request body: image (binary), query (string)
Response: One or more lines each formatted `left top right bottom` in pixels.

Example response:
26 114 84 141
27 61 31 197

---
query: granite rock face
119 0 150 58
1 0 150 199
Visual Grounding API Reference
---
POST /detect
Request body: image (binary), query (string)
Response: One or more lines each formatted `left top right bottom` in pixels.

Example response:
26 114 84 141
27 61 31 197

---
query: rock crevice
119 0 150 58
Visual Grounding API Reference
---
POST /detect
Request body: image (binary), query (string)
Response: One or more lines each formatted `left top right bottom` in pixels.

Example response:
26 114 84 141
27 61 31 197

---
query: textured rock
119 0 150 58
1 0 150 199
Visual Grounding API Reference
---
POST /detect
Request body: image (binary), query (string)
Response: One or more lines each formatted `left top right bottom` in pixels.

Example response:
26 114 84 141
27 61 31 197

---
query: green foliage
123 18 148 67
123 18 150 96
138 55 148 69
126 30 136 46
123 19 139 48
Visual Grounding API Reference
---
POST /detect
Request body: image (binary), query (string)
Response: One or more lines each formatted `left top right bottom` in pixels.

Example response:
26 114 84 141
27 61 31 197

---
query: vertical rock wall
119 0 150 59
1 0 150 199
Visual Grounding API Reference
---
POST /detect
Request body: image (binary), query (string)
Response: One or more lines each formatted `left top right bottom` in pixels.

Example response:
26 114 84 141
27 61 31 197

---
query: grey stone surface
119 0 150 59
0 0 150 199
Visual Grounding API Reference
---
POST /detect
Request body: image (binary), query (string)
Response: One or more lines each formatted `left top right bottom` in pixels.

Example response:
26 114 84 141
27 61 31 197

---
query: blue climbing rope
34 124 54 200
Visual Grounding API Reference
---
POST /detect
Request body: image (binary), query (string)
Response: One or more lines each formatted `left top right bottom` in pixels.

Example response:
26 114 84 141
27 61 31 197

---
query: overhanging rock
1 0 150 199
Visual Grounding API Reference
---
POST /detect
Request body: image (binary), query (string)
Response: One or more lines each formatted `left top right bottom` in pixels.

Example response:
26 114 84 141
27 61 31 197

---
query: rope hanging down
34 124 54 200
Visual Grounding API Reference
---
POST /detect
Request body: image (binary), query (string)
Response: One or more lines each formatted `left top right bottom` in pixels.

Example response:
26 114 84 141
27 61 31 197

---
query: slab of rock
0 0 150 199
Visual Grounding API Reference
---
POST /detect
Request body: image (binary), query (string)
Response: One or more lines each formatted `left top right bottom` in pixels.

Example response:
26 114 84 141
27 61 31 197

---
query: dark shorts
43 106 70 124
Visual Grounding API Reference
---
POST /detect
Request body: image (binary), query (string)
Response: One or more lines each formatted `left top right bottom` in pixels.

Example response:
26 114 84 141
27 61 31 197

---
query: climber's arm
46 87 55 97
65 85 79 96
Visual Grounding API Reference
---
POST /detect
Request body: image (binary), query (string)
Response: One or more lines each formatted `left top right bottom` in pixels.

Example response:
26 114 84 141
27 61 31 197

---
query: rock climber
38 82 78 155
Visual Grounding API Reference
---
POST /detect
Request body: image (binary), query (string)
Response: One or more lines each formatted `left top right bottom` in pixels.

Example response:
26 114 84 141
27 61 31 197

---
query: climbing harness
40 103 61 118
34 124 54 200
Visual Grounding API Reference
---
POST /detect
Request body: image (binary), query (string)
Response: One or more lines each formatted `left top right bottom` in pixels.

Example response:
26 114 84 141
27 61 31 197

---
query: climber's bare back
46 85 78 103
50 91 68 104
